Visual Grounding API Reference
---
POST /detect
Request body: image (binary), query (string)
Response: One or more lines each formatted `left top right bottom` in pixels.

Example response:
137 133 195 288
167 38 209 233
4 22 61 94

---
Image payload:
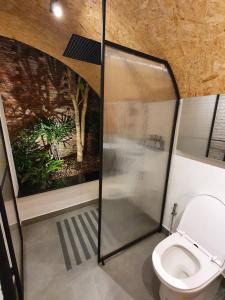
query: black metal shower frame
0 224 17 300
97 0 180 264
0 122 24 300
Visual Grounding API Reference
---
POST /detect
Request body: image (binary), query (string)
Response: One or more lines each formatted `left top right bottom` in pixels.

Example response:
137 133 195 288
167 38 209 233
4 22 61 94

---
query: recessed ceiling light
50 0 63 18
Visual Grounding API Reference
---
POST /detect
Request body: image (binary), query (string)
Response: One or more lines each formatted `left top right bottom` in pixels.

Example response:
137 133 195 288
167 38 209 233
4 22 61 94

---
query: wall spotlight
50 0 63 18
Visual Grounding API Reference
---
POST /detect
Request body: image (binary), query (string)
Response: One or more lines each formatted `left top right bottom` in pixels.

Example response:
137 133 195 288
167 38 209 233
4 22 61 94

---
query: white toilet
152 195 225 300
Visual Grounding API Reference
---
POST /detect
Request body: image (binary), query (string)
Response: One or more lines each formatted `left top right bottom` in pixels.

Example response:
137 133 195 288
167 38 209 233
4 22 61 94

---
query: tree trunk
67 70 89 163
81 83 89 148
71 76 83 162
51 143 60 160
74 99 83 162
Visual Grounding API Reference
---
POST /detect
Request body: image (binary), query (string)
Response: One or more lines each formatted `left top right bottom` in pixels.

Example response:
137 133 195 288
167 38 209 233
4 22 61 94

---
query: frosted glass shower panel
101 45 177 256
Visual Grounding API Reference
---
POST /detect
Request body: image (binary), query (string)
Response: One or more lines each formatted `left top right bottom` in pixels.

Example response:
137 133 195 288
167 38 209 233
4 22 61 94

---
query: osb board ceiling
0 0 101 93
106 0 225 98
0 0 225 98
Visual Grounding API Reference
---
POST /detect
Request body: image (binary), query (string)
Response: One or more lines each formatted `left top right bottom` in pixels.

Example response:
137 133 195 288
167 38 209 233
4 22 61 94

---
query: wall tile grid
177 96 216 157
209 94 225 160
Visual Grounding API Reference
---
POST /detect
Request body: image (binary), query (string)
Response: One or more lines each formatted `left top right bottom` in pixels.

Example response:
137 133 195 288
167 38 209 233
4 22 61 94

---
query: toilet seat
152 232 221 294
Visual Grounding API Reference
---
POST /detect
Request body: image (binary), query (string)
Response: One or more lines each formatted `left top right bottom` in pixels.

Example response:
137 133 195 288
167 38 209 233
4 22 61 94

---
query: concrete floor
101 199 158 256
23 204 164 300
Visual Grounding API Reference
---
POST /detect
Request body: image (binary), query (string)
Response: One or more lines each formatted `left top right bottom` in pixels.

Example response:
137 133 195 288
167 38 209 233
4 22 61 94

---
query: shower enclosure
98 38 179 260
0 120 23 299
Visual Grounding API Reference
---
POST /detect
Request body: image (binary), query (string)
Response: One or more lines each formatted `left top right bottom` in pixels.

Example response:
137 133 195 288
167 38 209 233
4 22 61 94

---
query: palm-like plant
35 115 74 159
12 129 63 189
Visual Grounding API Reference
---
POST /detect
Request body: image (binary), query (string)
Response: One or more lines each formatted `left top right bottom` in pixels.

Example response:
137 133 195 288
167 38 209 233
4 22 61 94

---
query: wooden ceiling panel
0 0 225 98
0 0 101 93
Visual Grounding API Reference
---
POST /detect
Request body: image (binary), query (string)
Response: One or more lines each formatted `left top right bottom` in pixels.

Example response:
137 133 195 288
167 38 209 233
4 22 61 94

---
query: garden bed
18 155 100 197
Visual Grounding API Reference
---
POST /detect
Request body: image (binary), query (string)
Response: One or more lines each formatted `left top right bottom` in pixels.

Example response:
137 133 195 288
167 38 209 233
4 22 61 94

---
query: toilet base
159 277 222 300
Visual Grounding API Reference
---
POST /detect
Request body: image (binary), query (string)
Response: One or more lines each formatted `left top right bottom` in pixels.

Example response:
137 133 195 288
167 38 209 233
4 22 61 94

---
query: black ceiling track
63 34 101 65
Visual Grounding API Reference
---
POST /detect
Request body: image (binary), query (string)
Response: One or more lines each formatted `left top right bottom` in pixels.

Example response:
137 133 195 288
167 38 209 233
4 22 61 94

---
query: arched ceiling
0 0 224 98
0 0 101 93
106 0 225 98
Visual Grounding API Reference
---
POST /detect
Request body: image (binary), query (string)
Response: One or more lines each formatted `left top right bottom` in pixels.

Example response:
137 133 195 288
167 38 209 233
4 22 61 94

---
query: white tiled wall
164 96 225 232
163 154 225 231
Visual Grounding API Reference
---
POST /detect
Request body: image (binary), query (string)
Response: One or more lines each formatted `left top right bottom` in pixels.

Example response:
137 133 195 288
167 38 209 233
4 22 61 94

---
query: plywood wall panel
106 0 225 98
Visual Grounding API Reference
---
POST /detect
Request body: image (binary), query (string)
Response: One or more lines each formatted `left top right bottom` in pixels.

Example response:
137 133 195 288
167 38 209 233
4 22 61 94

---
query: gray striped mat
56 208 99 271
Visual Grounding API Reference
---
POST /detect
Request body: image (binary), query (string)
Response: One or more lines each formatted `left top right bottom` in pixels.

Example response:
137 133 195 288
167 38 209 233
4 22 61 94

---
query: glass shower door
99 42 179 260
0 223 18 300
0 122 23 299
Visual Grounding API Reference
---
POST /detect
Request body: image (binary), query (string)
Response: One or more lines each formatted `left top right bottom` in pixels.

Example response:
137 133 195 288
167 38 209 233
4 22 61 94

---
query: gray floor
101 199 158 256
23 204 164 300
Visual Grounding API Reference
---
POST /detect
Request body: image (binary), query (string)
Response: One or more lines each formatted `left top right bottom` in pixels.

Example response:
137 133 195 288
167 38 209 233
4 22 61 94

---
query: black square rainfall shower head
63 34 101 65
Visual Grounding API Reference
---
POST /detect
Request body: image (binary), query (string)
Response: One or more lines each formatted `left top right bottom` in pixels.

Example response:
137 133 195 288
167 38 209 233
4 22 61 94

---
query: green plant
34 115 74 159
12 128 63 189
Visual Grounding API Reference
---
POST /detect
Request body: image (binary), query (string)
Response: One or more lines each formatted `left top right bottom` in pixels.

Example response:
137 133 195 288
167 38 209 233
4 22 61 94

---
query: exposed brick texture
0 36 100 157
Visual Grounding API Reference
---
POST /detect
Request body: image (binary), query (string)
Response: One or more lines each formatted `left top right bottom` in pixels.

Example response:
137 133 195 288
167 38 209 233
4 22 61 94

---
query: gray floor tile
23 205 164 300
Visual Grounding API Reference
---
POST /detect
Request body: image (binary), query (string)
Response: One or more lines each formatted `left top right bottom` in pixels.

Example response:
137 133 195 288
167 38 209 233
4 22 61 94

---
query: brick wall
0 36 100 156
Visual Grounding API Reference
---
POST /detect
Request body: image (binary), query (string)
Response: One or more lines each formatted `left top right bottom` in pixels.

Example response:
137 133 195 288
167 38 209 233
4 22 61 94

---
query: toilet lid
177 194 225 267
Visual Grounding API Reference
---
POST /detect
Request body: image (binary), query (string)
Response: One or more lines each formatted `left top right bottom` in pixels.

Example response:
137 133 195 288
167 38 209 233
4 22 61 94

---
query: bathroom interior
1 1 225 300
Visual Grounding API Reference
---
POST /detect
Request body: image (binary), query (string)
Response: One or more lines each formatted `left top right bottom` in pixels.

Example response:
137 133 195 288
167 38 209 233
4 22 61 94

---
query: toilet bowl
152 195 225 300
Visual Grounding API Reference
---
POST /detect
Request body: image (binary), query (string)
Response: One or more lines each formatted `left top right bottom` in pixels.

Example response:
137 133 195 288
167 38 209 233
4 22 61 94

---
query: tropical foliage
34 115 74 159
12 115 75 189
0 36 100 196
